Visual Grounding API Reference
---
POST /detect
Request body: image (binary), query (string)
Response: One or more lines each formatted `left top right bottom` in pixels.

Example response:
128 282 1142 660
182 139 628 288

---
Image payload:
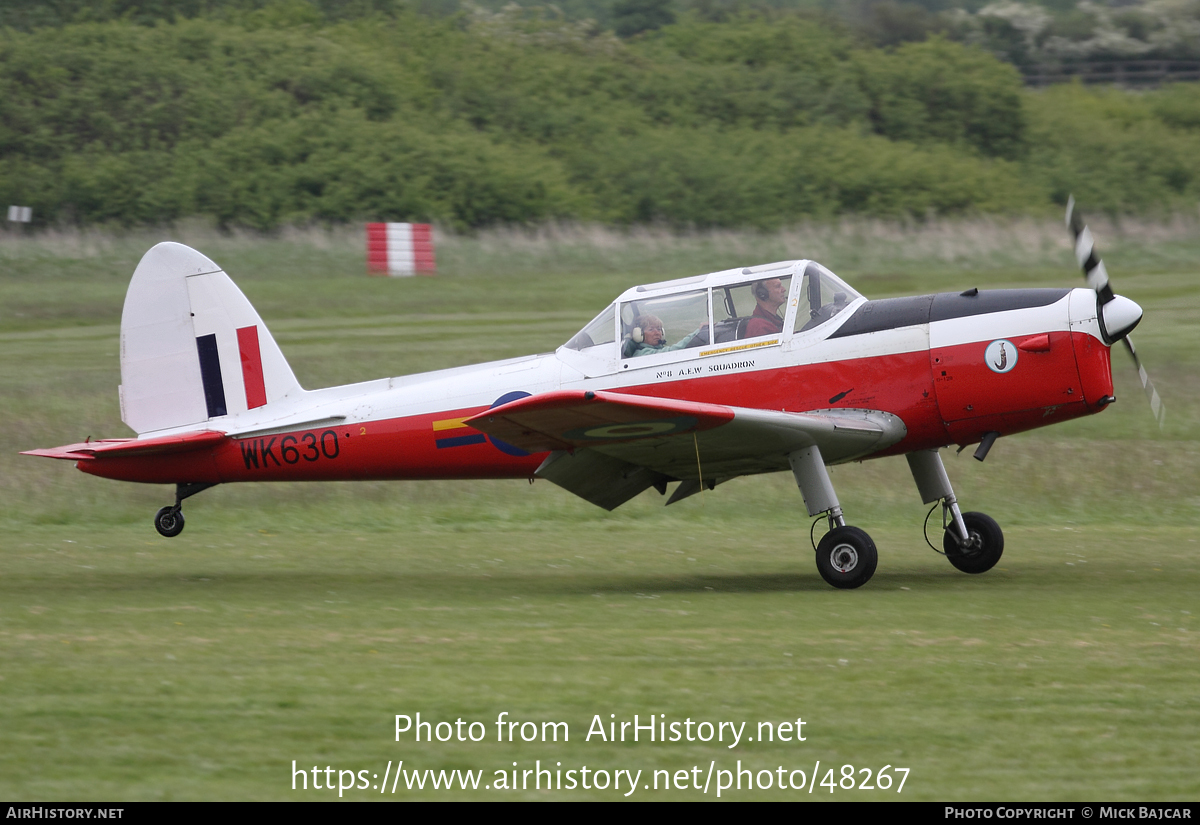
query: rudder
119 242 302 435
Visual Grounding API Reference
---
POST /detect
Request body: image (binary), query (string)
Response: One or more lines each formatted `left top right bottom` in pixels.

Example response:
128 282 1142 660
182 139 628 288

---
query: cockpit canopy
563 261 862 358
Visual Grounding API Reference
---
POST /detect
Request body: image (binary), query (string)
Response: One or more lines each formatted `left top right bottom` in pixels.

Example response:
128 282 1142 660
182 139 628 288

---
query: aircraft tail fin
119 242 302 436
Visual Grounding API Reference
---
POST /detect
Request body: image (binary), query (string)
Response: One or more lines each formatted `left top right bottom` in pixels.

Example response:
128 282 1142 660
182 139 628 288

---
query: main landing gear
815 525 878 590
153 482 218 537
942 511 1004 574
789 446 878 589
789 447 1004 589
907 451 1004 575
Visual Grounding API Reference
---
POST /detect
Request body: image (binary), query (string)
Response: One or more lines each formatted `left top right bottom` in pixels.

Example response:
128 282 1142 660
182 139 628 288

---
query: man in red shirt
744 278 787 339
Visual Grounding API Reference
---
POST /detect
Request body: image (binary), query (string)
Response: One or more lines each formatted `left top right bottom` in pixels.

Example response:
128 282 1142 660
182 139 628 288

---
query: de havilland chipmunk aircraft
24 202 1163 588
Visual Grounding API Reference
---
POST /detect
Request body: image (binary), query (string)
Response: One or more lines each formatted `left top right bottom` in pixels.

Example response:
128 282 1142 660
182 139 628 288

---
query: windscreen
794 263 861 333
564 304 616 351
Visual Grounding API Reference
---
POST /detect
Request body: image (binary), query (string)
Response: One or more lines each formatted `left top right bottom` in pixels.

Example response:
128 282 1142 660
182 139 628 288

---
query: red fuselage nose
929 288 1111 447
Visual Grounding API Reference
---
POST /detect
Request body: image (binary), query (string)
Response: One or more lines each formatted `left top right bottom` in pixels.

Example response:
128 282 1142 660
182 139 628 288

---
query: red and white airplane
24 203 1161 588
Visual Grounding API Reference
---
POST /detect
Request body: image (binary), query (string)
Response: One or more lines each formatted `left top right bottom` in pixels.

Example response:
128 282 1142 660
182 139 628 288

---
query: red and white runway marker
367 223 436 276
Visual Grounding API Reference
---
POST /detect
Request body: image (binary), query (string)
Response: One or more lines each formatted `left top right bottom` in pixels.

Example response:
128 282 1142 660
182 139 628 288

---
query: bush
2 11 1198 228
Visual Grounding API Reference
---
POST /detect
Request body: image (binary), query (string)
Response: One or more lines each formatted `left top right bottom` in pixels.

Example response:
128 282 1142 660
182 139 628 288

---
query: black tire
154 506 185 538
815 526 878 589
943 511 1003 574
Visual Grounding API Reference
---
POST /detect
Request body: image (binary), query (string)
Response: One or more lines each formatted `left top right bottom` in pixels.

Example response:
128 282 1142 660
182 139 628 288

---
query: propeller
1065 196 1165 429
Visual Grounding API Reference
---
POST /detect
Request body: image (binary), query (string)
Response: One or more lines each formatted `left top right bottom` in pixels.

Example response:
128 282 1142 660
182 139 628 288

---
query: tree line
2 4 1200 229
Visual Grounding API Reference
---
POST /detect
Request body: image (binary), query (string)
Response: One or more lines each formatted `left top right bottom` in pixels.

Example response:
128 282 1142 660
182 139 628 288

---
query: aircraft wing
465 390 905 510
465 390 735 453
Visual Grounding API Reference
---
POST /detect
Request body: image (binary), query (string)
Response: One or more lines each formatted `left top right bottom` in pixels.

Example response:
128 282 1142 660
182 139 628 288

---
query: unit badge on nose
985 339 1018 374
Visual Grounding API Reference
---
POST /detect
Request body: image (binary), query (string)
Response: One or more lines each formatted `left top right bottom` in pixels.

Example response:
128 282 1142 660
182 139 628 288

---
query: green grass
0 220 1197 799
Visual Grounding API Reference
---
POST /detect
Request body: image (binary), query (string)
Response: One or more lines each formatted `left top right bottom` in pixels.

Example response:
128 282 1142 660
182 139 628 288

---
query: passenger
744 278 787 338
627 314 705 357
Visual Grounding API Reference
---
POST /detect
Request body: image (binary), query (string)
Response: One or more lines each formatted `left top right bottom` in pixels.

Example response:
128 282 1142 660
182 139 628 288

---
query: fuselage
79 284 1114 486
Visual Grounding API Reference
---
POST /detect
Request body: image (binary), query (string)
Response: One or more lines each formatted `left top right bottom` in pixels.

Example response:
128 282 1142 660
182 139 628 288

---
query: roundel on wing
985 339 1018 374
488 391 532 456
563 416 699 442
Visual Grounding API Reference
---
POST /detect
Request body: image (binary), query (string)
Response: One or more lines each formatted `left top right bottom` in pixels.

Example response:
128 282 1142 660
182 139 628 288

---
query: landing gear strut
789 446 878 589
907 450 1004 575
153 482 217 538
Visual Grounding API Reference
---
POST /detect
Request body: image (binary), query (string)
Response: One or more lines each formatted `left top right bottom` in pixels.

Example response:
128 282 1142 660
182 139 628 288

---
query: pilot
744 278 787 338
628 314 705 357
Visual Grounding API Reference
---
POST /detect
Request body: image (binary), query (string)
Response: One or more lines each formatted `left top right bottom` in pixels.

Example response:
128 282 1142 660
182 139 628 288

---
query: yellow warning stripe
701 339 778 357
432 417 471 432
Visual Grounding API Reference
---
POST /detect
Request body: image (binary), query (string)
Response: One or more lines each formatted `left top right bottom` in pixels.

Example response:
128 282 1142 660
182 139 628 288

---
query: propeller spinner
1065 196 1165 429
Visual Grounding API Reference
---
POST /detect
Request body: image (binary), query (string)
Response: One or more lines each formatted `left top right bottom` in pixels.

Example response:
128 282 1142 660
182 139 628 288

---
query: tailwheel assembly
154 506 185 537
152 482 218 538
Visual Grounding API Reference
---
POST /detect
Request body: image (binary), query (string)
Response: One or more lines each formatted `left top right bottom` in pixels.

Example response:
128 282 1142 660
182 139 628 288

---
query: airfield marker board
366 222 436 276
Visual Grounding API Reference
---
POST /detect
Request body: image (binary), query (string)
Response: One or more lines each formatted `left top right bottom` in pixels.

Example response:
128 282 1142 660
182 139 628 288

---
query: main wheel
943 511 1003 574
815 526 878 589
154 506 185 538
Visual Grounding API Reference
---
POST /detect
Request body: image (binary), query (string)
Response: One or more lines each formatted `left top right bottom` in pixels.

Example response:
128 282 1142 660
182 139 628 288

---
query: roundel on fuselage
488 391 532 456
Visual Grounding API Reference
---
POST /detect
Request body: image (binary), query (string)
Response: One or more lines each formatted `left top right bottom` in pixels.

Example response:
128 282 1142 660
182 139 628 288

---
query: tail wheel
815 526 878 590
154 506 185 538
943 511 1003 574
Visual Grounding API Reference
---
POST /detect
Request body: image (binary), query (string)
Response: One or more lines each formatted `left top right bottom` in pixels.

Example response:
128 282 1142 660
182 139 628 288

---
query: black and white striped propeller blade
1123 335 1166 428
1065 196 1165 430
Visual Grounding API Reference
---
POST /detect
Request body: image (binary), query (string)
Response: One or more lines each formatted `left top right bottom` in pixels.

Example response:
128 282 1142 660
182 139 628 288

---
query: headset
753 280 771 302
629 319 665 344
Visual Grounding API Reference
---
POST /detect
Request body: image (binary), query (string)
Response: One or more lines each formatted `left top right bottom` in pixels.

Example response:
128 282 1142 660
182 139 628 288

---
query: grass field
1 220 1197 800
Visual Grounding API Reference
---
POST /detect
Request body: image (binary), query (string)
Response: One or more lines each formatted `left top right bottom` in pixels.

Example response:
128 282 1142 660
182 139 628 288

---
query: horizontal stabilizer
22 430 227 461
